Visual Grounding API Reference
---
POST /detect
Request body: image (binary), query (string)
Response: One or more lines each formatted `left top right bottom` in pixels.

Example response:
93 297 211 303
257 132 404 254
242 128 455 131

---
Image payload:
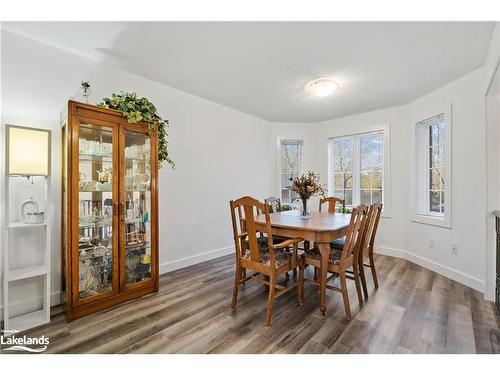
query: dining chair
311 197 347 280
319 196 346 213
265 196 282 213
330 202 383 300
358 202 383 298
230 196 305 327
303 204 368 320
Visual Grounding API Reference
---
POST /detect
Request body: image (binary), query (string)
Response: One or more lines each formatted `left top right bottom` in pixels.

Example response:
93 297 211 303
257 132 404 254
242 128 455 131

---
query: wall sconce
6 124 51 178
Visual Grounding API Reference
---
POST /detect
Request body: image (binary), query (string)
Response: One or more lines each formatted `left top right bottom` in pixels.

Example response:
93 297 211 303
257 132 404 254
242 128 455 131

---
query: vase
81 87 92 104
301 198 310 218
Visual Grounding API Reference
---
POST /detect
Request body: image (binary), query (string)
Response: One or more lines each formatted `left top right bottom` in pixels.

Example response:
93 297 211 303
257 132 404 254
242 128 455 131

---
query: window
329 131 384 208
280 139 302 203
429 119 445 214
413 112 451 227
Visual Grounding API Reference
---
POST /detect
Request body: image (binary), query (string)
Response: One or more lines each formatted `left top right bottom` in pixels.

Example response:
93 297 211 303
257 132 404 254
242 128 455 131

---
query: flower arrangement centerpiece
290 171 325 217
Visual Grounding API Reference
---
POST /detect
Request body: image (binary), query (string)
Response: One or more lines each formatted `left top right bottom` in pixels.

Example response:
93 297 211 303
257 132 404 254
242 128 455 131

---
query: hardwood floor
3 254 499 354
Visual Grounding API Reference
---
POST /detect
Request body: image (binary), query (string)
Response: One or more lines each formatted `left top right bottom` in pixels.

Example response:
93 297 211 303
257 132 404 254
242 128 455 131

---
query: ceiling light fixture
305 78 339 97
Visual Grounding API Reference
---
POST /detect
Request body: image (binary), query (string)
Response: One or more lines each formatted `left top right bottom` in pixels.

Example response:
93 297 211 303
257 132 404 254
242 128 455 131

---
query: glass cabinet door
75 121 118 302
121 128 153 287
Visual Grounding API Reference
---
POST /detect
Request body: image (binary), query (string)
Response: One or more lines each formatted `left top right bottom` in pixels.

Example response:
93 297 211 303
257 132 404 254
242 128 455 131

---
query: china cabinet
61 100 159 320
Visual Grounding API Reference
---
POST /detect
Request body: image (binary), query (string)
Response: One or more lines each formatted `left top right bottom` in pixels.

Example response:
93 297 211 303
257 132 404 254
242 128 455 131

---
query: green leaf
98 91 174 169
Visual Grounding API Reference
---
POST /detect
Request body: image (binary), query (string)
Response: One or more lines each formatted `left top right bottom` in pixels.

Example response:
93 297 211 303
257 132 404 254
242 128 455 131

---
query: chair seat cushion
243 241 292 268
330 238 345 250
304 247 343 265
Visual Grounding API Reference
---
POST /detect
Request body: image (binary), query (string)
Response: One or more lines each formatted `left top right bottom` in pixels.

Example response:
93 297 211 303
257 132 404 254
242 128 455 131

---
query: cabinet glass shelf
79 153 151 164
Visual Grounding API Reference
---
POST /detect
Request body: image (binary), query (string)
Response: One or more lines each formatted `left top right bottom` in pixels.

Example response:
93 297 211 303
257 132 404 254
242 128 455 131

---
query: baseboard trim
159 245 234 275
374 246 485 293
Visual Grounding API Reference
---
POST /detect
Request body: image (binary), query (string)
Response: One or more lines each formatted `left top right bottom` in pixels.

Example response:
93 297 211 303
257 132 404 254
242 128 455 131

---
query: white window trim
327 124 391 218
410 104 452 228
276 138 303 204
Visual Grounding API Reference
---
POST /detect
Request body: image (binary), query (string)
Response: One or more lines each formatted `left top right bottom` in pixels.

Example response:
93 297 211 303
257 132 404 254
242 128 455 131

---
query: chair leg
313 266 318 282
293 268 297 280
298 264 304 305
285 272 290 281
264 275 276 327
339 271 351 320
231 263 241 310
359 256 369 300
241 268 246 285
369 253 379 289
352 263 364 307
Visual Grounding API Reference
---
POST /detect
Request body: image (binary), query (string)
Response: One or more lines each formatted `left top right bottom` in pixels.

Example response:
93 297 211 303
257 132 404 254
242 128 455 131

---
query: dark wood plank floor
4 254 500 354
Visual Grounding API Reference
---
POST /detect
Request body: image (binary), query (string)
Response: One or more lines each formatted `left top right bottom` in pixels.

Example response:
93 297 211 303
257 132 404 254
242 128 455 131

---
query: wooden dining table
254 210 351 315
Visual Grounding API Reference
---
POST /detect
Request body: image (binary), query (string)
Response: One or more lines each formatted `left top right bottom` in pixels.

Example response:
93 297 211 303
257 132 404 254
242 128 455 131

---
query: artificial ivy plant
98 92 174 168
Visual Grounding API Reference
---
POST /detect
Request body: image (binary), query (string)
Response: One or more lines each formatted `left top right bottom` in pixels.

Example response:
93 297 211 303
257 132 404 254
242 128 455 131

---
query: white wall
405 68 487 292
0 30 274 317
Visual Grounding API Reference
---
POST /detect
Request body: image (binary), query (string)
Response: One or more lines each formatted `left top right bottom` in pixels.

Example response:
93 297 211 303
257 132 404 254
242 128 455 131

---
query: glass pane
124 131 152 286
343 173 353 188
281 188 290 203
372 189 383 203
334 189 352 205
430 123 439 145
440 191 445 213
360 190 371 205
430 168 441 190
360 172 371 189
343 190 353 205
281 144 300 175
331 173 352 189
333 139 353 172
430 191 441 213
333 173 344 189
372 172 382 189
430 122 445 147
438 123 445 145
282 174 293 189
430 146 443 168
78 123 114 299
360 134 383 171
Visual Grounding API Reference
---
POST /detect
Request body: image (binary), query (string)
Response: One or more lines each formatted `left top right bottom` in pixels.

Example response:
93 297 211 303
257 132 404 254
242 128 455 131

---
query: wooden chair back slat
363 202 383 252
341 204 368 264
319 197 346 213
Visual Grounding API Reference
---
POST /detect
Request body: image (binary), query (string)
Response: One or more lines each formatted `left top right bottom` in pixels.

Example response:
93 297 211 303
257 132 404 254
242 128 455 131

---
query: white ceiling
2 22 496 123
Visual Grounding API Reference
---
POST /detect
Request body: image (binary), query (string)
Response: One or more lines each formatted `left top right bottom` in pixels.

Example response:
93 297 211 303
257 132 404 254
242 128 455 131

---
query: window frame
327 125 391 217
411 105 452 228
277 138 303 204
